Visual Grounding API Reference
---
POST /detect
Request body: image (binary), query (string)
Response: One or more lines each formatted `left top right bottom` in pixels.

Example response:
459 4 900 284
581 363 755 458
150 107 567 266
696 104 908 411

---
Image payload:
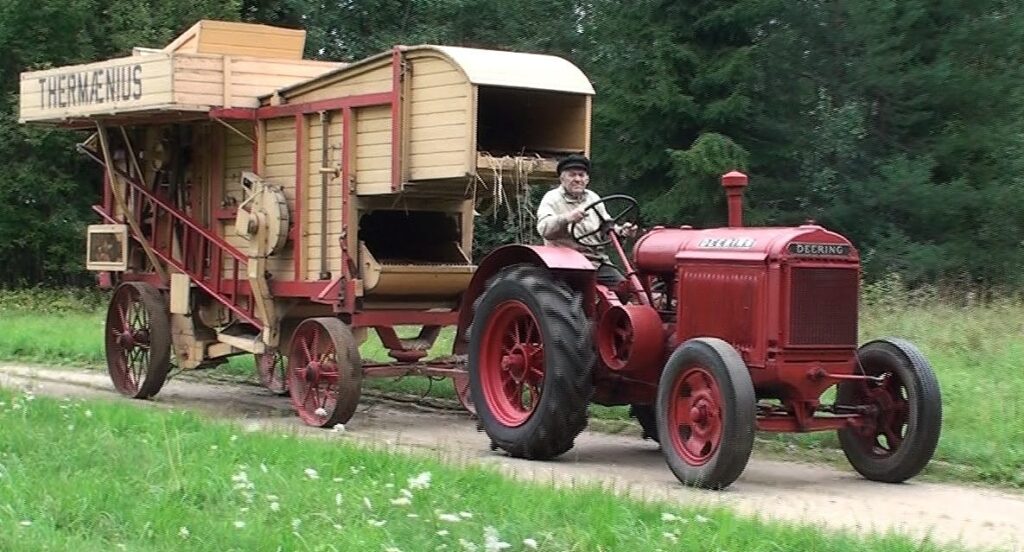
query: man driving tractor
536 153 637 287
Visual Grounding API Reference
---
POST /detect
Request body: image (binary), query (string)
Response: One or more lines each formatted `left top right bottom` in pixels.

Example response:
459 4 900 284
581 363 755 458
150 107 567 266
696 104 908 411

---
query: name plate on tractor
86 224 128 271
787 242 851 257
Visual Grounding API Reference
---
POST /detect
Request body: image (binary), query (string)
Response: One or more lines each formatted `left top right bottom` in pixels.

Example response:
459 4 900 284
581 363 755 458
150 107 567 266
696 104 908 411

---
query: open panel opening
358 210 468 265
475 87 588 157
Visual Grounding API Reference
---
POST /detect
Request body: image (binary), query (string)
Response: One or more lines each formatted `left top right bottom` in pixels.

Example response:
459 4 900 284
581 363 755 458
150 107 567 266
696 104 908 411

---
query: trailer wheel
656 338 755 489
837 338 942 483
469 264 593 460
256 349 288 396
287 318 362 428
629 404 659 442
104 282 172 399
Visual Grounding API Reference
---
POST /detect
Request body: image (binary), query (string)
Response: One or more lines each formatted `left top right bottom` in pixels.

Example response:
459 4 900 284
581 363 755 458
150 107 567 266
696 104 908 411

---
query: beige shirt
536 187 612 262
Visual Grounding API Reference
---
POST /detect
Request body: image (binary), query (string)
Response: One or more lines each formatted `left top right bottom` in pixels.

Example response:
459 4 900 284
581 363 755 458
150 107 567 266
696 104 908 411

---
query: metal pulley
235 171 290 255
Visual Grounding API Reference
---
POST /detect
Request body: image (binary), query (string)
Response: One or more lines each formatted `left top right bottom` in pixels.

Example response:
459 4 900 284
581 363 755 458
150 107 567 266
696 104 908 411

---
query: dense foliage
1 0 1022 287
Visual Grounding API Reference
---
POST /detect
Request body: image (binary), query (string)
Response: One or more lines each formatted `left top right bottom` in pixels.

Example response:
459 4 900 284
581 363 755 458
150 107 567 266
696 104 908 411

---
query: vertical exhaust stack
721 170 748 227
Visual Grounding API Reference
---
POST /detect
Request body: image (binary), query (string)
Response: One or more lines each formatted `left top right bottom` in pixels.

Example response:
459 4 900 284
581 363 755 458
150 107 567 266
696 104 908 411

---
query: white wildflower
438 513 461 523
179 526 190 539
385 483 394 488
67 424 74 431
368 519 386 527
408 471 431 490
335 493 343 506
459 512 473 519
663 532 678 543
260 463 269 473
406 513 419 519
661 512 679 522
390 496 411 506
437 530 450 536
332 423 346 433
210 445 218 450
266 494 279 501
314 407 328 417
363 496 373 509
292 518 302 530
230 435 238 442
270 502 280 512
523 539 538 550
483 526 511 552
333 524 342 530
19 520 31 527
694 514 710 524
385 547 402 552
400 488 413 499
233 521 246 529
304 468 319 479
84 410 93 418
333 477 344 482
458 538 478 552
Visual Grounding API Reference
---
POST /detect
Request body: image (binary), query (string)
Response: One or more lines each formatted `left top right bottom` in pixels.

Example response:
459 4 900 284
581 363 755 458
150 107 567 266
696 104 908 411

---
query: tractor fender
454 245 595 353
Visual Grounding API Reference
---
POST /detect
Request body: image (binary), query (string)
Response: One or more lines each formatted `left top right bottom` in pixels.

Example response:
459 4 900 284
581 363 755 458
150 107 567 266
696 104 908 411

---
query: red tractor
462 171 942 489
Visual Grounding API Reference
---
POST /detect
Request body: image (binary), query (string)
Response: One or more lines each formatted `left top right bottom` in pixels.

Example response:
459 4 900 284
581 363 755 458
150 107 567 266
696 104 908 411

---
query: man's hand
615 222 639 238
564 207 586 224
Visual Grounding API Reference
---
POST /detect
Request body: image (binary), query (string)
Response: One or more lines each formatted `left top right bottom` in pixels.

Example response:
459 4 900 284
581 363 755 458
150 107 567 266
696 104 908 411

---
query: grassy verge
0 387 953 551
1 287 1022 488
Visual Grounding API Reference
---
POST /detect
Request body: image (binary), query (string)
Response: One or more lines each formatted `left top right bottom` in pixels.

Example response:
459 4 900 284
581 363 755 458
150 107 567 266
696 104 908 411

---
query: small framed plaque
86 224 128 271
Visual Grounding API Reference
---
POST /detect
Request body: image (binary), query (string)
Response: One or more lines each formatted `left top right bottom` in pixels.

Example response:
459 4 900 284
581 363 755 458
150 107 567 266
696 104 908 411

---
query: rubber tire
469 264 594 460
629 404 659 442
656 338 756 489
837 338 942 483
105 281 172 399
287 317 363 428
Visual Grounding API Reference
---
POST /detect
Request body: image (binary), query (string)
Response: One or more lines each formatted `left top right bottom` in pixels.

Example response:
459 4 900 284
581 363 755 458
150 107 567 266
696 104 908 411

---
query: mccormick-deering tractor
464 173 942 489
19 19 941 490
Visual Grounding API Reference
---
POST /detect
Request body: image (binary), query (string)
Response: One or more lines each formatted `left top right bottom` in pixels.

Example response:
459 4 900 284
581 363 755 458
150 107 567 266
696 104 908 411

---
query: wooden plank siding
354 105 393 195
219 122 255 280
406 54 471 182
304 111 346 280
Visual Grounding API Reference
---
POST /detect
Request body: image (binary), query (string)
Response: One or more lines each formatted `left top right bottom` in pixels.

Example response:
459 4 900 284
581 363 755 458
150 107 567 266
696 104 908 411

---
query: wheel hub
305 361 322 383
501 344 536 383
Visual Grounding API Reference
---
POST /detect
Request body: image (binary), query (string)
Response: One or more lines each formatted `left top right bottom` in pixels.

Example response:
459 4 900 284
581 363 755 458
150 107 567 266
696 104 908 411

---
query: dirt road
1 363 1021 551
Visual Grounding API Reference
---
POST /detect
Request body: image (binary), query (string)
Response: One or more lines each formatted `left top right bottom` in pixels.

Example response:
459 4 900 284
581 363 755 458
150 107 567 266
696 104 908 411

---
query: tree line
1 0 1022 288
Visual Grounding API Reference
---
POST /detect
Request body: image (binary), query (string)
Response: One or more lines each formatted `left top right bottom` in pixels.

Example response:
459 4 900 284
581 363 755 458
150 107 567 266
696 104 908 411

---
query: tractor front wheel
837 338 942 483
656 338 756 489
469 264 594 460
287 318 362 428
104 282 172 399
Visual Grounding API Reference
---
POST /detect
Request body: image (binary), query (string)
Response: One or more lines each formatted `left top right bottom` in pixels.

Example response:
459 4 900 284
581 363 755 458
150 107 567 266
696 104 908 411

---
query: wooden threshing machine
19 20 594 425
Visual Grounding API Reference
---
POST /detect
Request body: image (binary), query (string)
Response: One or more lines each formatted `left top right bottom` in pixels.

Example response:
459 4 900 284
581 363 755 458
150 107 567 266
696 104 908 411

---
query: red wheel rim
106 285 153 396
257 350 287 394
853 374 910 457
479 300 544 427
667 366 723 466
288 322 342 426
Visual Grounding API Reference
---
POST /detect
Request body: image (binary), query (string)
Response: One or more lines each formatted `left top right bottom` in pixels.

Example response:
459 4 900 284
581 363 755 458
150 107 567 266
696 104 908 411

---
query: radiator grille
788 267 858 346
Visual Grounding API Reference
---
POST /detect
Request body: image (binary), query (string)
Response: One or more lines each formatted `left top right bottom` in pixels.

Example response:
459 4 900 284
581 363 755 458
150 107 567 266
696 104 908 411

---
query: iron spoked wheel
287 318 362 428
469 264 594 460
837 338 942 483
104 282 171 399
656 338 755 489
256 349 288 396
451 371 476 416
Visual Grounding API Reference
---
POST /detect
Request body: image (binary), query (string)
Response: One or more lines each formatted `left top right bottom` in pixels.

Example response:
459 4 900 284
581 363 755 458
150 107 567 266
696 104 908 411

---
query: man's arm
536 199 566 239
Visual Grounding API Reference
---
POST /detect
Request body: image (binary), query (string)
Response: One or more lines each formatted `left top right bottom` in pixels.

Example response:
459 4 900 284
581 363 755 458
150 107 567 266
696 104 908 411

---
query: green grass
1 287 1023 488
0 387 954 551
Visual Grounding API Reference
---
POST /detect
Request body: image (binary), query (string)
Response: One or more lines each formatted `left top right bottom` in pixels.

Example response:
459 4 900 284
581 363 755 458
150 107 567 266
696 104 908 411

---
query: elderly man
536 154 634 287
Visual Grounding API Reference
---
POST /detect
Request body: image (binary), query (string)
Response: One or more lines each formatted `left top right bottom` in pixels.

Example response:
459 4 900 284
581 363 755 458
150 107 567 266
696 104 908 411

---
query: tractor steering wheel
569 194 640 247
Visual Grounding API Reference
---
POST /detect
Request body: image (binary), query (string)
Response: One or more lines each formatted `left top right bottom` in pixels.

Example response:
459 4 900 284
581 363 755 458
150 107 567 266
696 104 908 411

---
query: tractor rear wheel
287 317 362 428
837 339 942 483
469 264 594 460
104 282 172 399
656 338 756 489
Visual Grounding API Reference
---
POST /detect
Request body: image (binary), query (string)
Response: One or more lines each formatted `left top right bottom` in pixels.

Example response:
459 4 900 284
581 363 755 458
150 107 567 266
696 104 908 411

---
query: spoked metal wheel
256 349 288 395
837 338 942 483
656 338 755 489
478 301 545 426
287 317 362 428
104 282 171 399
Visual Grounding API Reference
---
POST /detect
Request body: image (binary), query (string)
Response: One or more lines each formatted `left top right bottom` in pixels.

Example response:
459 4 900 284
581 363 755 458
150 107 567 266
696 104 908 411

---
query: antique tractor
464 171 943 489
